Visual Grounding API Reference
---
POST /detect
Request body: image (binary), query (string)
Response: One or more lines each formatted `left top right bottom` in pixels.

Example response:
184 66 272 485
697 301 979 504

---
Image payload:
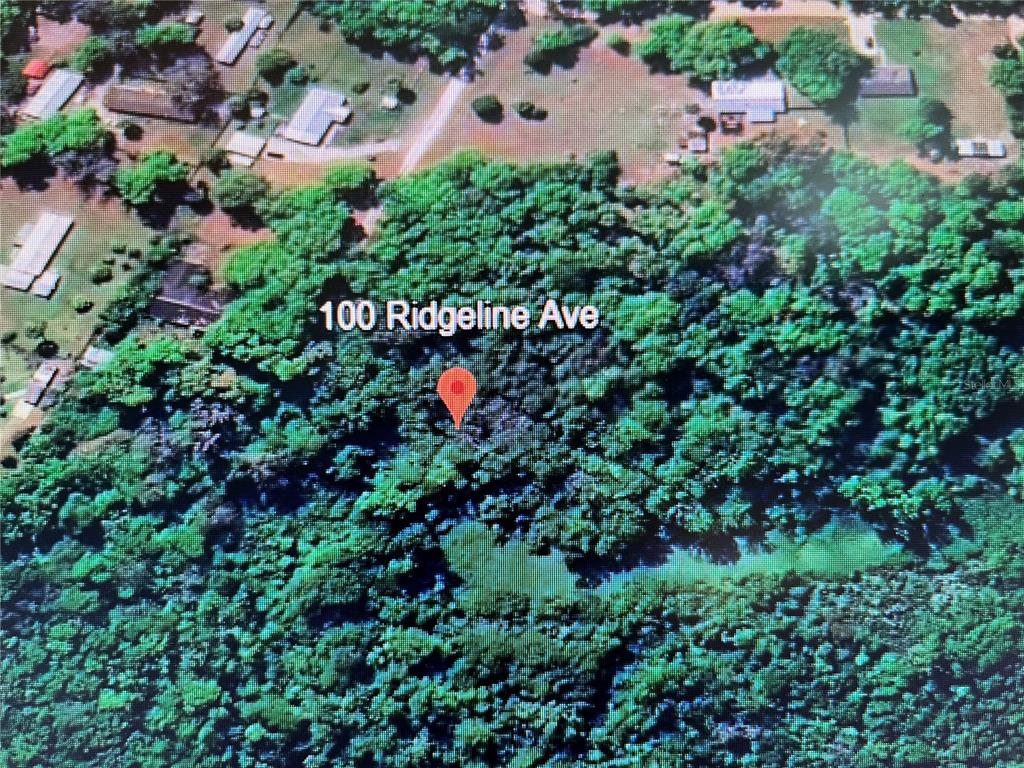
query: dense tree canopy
639 16 771 80
3 144 1024 767
312 0 502 68
212 169 270 212
776 26 869 105
0 108 111 169
114 150 190 205
68 35 114 75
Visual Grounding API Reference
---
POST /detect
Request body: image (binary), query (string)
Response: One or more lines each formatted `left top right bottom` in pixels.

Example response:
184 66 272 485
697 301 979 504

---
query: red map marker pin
437 367 476 430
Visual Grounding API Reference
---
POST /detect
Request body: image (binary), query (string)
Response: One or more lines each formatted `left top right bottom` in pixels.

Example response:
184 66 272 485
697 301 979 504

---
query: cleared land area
418 19 709 183
849 19 1016 165
0 181 152 403
273 13 448 147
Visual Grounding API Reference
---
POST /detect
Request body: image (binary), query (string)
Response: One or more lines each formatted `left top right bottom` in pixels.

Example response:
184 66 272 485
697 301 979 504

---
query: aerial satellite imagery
2 0 1024 766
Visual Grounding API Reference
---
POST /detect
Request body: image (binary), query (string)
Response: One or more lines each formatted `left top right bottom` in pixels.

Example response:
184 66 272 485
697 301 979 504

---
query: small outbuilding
216 7 271 65
81 345 115 370
23 361 60 406
223 130 267 167
30 270 61 298
858 66 915 97
711 79 786 123
20 69 84 119
149 261 229 328
1 212 74 291
281 86 351 146
104 84 197 122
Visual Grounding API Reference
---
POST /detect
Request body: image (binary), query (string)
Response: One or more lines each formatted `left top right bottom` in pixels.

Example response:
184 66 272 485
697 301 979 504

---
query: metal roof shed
224 130 267 158
216 7 268 64
1 213 74 290
281 87 350 146
858 66 916 97
15 213 74 276
21 69 84 119
711 79 786 122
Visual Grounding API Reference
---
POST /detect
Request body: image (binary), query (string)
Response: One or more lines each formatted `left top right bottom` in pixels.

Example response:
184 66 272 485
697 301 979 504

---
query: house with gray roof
281 86 352 146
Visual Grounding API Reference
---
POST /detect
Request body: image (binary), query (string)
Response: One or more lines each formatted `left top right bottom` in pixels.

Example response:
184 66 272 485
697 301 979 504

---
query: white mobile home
711 79 786 123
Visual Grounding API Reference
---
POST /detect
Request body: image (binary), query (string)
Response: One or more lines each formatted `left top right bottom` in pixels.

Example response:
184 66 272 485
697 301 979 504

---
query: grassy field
442 517 902 608
849 19 1015 161
0 180 152 401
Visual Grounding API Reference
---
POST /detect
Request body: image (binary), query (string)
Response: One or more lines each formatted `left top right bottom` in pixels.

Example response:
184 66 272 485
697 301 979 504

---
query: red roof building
22 59 52 79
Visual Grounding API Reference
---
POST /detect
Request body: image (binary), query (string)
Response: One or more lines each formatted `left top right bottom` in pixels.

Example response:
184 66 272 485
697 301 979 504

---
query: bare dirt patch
191 211 271 278
32 17 90 61
419 21 709 183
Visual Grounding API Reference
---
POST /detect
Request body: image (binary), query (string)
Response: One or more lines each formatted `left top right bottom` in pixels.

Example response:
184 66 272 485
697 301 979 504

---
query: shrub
471 94 503 122
90 265 113 284
224 15 243 32
515 100 548 120
605 32 629 55
122 122 143 141
201 148 230 172
256 48 297 83
226 95 250 120
285 65 309 86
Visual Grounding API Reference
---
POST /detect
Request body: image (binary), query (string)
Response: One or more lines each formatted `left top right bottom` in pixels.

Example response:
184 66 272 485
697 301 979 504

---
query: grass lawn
271 12 448 147
850 19 1015 160
0 180 152 400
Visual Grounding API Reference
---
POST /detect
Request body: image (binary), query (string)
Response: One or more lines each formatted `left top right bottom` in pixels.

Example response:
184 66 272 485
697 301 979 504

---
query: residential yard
194 0 302 94
417 18 711 183
0 180 152 401
273 12 450 147
849 19 1016 164
114 117 224 167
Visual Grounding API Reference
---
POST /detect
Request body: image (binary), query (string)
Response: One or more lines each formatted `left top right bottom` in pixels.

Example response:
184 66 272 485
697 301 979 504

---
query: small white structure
12 400 36 420
30 270 61 298
23 361 59 406
81 345 115 370
711 79 786 123
956 139 1007 159
379 94 400 111
20 69 84 119
281 86 351 146
216 7 271 65
1 212 74 291
223 130 267 167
